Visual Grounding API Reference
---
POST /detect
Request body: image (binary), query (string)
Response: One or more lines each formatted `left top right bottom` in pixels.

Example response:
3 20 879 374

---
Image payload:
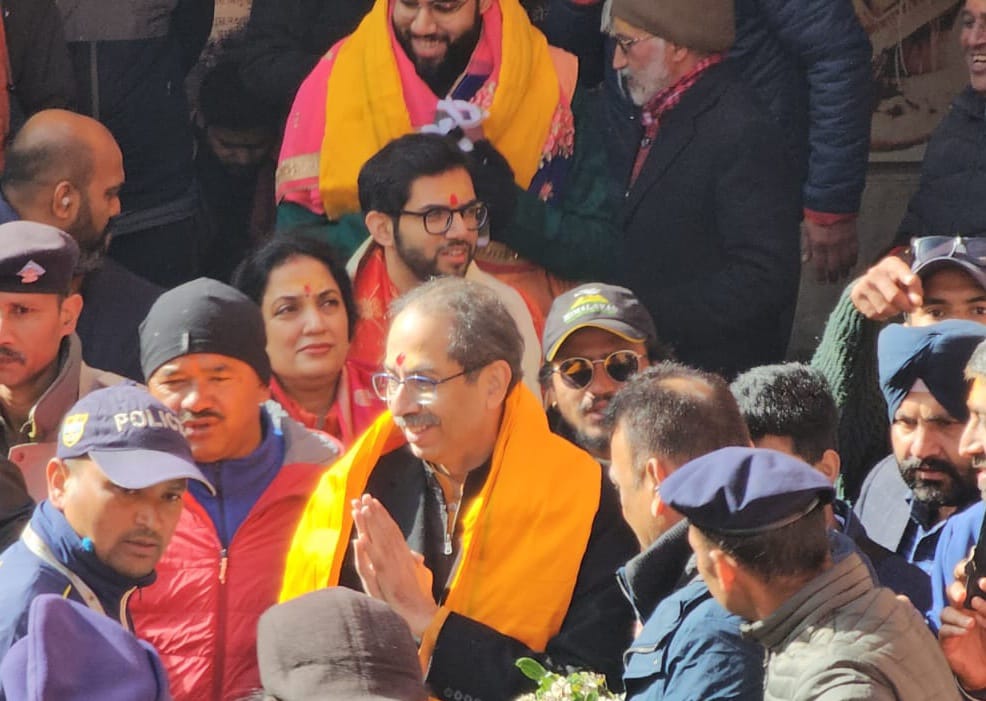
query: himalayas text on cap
660 446 834 535
57 384 214 494
0 221 78 294
542 283 658 361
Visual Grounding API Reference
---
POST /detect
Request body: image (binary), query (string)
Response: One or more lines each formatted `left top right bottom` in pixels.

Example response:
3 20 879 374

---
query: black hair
697 503 831 582
231 231 358 340
357 133 470 215
730 363 838 464
2 133 92 193
603 362 751 483
198 59 279 132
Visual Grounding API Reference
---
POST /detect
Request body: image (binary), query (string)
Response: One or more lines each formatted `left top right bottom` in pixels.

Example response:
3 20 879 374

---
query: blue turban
877 320 986 423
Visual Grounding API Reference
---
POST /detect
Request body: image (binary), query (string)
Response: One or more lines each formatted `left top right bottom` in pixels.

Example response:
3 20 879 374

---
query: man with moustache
281 278 637 700
854 320 986 575
0 223 123 504
597 0 801 378
0 384 211 676
277 0 622 316
128 278 340 701
350 133 542 393
540 282 668 462
0 109 161 381
930 340 986 696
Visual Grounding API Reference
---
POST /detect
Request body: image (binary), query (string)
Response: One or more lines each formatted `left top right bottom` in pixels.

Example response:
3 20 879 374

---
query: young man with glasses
540 282 669 462
281 277 637 700
350 133 542 394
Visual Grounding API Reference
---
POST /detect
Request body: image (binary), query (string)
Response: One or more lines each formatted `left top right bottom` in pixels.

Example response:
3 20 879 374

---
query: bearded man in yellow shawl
280 277 637 700
275 0 621 323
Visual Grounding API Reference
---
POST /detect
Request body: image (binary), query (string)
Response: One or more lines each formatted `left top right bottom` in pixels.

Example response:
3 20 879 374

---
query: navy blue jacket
0 502 155 670
929 500 983 632
731 0 872 215
895 87 986 245
618 520 764 701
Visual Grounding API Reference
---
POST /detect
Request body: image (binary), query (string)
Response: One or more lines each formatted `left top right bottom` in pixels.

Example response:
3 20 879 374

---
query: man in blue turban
854 319 986 575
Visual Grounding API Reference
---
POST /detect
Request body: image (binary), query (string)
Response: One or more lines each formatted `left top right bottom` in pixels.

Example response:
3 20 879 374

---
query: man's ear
710 547 739 592
47 458 70 507
815 449 841 486
482 359 511 409
50 181 80 223
59 293 84 335
646 456 672 518
365 211 395 248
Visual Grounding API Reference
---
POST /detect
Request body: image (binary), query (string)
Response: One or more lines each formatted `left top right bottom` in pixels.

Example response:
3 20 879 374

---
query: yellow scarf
280 384 600 653
318 0 561 219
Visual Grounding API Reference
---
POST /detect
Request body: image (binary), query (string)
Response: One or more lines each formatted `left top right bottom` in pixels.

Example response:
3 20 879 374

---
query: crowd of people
0 0 984 698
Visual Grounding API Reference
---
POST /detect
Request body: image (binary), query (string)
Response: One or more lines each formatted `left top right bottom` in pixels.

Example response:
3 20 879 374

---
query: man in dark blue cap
0 383 210 689
664 446 961 701
854 320 986 575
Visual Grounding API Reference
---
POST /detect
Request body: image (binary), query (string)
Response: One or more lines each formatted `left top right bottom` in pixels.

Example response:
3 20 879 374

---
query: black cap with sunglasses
909 235 986 290
543 283 659 363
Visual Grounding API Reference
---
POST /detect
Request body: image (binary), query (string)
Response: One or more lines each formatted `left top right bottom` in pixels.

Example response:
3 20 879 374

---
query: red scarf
629 53 723 186
348 246 399 370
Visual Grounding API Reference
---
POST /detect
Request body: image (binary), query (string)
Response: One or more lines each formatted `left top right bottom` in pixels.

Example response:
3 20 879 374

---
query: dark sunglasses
910 235 986 266
553 350 643 390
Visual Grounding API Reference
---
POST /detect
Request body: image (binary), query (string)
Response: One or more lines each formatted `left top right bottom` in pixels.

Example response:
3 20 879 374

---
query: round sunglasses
551 350 643 390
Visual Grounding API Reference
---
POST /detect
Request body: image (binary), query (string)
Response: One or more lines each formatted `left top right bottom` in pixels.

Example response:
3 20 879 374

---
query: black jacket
731 0 872 215
896 86 986 244
600 61 801 378
58 0 213 215
5 0 76 126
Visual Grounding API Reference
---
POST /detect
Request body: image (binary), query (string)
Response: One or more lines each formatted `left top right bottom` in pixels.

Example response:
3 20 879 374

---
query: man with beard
596 0 801 378
128 278 340 701
280 278 637 700
0 109 160 381
854 320 986 575
540 282 669 462
350 133 542 393
277 0 622 318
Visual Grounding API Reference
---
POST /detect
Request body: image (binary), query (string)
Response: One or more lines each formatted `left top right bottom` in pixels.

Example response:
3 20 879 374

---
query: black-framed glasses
910 235 986 266
611 33 656 55
398 202 489 236
372 368 472 405
552 350 643 390
396 0 470 16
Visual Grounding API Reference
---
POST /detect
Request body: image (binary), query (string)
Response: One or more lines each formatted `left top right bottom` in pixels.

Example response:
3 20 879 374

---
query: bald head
1 111 124 269
4 110 116 193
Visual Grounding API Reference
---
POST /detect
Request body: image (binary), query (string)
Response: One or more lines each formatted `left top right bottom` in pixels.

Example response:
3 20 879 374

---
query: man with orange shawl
275 0 621 319
280 277 636 700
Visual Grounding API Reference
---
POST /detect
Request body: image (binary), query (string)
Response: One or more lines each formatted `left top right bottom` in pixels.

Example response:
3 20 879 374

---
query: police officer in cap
664 447 960 701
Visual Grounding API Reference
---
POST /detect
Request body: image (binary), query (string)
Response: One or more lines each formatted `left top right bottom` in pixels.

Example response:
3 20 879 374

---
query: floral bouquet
514 658 624 700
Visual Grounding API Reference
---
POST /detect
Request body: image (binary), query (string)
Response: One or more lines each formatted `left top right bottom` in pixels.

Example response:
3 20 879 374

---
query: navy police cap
660 446 834 535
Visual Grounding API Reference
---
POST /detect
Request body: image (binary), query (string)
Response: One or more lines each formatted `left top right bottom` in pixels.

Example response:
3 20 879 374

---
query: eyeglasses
611 33 656 55
396 0 470 16
552 350 643 390
398 201 489 236
372 368 474 405
910 236 986 267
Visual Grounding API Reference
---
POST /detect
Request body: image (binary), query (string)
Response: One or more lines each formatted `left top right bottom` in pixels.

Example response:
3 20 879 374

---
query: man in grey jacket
664 446 961 701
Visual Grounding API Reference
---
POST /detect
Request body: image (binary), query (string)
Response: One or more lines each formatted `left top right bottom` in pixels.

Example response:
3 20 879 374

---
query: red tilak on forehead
449 193 459 206
303 283 312 296
396 352 406 366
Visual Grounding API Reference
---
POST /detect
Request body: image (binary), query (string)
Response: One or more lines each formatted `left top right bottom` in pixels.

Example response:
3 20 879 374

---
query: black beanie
139 278 271 383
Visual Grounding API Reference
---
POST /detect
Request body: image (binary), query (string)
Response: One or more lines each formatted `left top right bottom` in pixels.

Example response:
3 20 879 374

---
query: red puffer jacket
130 416 336 701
